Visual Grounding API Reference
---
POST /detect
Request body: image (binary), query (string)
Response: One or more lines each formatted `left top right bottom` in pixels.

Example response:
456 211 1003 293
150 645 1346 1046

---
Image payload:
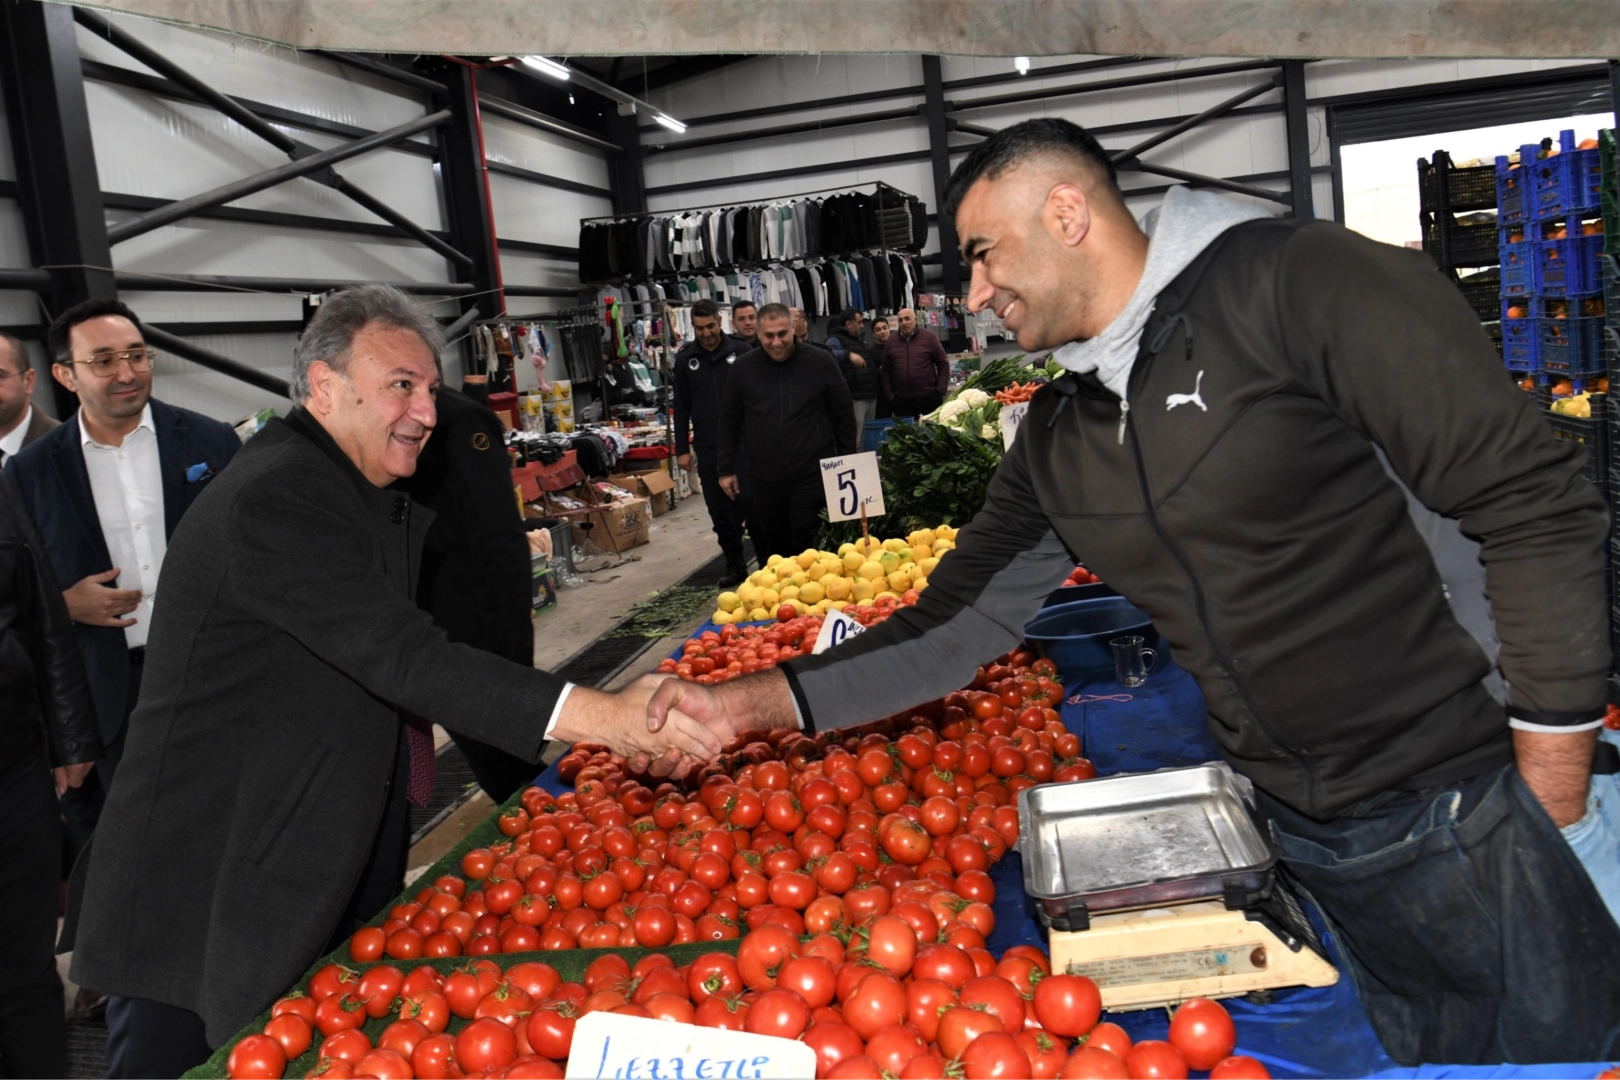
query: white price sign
811 607 867 655
1001 401 1030 451
565 1012 816 1078
818 451 885 522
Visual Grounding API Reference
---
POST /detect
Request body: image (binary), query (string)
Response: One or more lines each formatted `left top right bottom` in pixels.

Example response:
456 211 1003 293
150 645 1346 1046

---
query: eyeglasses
0 369 23 382
72 348 157 377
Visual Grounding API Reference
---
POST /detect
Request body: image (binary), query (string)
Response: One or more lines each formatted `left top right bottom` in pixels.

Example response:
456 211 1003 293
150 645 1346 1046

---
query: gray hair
291 285 445 403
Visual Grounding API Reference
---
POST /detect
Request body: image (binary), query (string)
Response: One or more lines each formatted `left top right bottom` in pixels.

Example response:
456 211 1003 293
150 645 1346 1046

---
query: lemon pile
711 526 959 624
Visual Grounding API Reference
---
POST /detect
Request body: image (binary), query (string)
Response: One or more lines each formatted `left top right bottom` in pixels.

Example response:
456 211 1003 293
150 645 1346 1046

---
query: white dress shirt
0 404 31 461
81 404 165 649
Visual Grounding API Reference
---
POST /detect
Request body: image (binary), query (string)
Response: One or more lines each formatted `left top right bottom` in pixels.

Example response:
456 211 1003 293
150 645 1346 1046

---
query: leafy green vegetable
956 355 1028 395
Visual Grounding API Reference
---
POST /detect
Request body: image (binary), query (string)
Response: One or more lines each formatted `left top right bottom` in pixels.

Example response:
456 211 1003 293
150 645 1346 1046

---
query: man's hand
53 762 95 795
677 453 694 471
719 475 740 499
64 569 140 627
849 355 866 368
551 675 723 779
645 668 801 754
1515 728 1596 828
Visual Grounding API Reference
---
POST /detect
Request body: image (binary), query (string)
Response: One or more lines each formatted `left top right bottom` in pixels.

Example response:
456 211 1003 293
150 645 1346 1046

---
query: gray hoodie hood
1051 186 1272 400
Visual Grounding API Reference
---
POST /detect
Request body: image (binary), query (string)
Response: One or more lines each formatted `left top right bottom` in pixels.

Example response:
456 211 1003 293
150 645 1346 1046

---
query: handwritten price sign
818 451 885 523
810 607 868 656
565 1013 815 1078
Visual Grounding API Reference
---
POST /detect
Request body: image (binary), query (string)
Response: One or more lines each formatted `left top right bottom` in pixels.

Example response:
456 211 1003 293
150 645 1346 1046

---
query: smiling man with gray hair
64 286 721 1078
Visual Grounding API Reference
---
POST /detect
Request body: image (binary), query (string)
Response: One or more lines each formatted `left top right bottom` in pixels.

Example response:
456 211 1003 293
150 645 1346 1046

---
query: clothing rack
579 180 915 223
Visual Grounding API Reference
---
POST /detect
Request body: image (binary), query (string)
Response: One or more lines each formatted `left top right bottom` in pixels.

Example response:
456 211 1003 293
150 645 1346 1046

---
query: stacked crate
1418 151 1501 340
1601 129 1620 660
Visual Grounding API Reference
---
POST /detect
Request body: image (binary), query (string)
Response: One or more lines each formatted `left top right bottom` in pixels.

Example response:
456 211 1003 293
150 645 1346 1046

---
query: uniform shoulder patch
471 432 491 451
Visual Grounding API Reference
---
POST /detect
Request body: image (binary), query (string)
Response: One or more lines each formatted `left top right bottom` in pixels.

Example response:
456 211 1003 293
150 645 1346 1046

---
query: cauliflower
981 424 999 440
938 399 971 422
959 388 991 408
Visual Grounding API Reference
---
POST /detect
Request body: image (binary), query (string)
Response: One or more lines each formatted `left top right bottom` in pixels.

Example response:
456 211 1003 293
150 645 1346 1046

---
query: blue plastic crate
1503 316 1538 371
1499 230 1538 295
1538 315 1604 376
1604 253 1620 326
1534 130 1603 222
1497 149 1535 226
1537 233 1604 296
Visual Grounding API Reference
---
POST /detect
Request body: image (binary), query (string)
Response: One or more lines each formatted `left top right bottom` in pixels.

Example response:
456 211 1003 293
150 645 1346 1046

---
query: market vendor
649 119 1620 1066
64 286 722 1079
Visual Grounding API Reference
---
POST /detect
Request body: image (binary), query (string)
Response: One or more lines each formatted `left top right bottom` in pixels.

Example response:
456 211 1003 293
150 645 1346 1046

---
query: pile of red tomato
226 949 1271 1079
1064 566 1102 587
653 606 900 685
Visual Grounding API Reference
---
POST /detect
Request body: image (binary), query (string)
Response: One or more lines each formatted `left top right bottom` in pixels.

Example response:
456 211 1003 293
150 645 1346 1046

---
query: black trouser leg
785 474 827 555
0 751 66 1079
446 730 539 805
751 476 825 563
104 995 210 1079
326 730 412 951
891 392 944 420
59 658 139 873
695 448 747 565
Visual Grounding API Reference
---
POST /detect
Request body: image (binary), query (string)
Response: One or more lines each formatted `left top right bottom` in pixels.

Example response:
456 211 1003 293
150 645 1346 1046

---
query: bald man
880 306 949 418
650 117 1620 1066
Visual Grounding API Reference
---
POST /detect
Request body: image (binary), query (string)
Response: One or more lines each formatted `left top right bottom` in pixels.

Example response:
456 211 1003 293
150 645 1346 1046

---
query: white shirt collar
0 405 32 458
80 403 156 449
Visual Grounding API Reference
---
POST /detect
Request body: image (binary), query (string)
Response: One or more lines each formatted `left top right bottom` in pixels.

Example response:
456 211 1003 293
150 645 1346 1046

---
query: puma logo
1166 370 1206 412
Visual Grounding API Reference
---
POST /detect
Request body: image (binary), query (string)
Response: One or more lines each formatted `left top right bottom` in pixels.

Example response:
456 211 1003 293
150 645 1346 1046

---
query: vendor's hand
646 668 800 752
1514 728 1597 829
552 675 722 780
53 762 95 795
677 453 693 471
64 569 140 628
719 475 739 499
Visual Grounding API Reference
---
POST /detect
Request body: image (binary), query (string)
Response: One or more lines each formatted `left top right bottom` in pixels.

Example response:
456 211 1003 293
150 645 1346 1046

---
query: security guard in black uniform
673 299 756 585
394 385 539 802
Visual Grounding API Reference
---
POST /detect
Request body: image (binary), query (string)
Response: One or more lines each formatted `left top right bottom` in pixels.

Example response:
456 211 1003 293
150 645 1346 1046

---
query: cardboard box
571 497 651 552
531 556 558 615
605 469 677 515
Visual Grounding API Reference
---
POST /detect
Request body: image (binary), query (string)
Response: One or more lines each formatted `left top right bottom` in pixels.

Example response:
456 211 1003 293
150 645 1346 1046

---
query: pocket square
185 462 214 483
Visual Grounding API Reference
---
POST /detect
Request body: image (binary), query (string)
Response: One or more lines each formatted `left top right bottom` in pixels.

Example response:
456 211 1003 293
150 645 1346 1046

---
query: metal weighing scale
1017 764 1339 1011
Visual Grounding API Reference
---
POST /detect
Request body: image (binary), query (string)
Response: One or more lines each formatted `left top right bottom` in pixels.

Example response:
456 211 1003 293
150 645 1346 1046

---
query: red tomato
525 1002 578 1060
348 927 386 963
866 1023 929 1076
356 965 404 1019
737 923 800 990
913 944 975 989
863 914 918 978
688 952 744 1003
308 964 360 1002
456 1017 518 1074
320 1029 373 1064
804 1021 866 1077
1125 1041 1189 1080
271 993 317 1025
1019 1030 1070 1080
961 1032 1031 1080
961 975 1025 1035
410 1033 459 1080
1032 973 1102 1038
399 990 449 1033
1167 997 1237 1070
1060 1047 1130 1079
843 972 907 1040
744 988 811 1040
1209 1056 1273 1079
225 1034 285 1079
1083 1022 1132 1061
377 1018 430 1059
776 955 836 1009
261 1013 313 1061
694 993 750 1030
938 1005 1005 1060
314 993 367 1037
505 961 560 1001
354 1049 412 1080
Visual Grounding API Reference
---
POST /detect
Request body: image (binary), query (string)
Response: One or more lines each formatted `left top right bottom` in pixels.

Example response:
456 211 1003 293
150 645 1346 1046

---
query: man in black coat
64 286 722 1078
672 299 755 584
0 472 100 1079
394 386 539 803
5 300 241 875
718 303 856 562
824 308 882 436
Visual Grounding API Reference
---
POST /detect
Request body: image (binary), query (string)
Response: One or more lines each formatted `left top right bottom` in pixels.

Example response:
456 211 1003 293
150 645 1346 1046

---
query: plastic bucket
1023 597 1156 681
1041 582 1118 608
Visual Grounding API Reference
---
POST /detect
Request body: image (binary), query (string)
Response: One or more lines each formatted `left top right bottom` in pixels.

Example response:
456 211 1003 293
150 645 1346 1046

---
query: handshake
547 670 801 779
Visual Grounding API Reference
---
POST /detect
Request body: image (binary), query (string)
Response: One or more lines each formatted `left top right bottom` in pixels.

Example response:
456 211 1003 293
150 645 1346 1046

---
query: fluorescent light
520 55 571 82
1014 56 1031 75
653 113 687 134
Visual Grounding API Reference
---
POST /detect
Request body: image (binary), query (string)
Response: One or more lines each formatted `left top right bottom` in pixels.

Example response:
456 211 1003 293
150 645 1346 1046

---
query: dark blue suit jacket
4 399 241 744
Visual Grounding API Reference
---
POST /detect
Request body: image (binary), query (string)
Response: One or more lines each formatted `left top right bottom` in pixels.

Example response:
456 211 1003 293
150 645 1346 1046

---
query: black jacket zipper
1121 330 1323 812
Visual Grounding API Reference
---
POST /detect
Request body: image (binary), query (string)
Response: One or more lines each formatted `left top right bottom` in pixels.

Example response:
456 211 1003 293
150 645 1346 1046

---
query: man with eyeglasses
0 332 59 464
4 299 241 898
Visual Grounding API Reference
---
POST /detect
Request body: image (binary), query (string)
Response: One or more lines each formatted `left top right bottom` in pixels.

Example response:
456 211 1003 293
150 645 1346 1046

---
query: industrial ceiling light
653 113 687 134
520 55 571 81
1014 56 1031 75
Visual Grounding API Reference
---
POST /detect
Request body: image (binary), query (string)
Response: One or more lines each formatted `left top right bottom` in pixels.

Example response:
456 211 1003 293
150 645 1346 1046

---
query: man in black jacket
65 286 721 1078
825 308 881 435
731 300 758 350
0 472 99 1079
393 386 538 803
673 300 754 584
717 304 855 563
653 120 1620 1065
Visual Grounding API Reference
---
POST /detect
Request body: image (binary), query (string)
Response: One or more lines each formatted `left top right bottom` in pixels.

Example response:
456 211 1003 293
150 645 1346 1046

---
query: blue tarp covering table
531 636 1610 1078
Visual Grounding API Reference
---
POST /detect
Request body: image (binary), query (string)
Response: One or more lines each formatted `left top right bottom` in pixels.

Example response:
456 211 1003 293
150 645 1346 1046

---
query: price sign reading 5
819 451 885 523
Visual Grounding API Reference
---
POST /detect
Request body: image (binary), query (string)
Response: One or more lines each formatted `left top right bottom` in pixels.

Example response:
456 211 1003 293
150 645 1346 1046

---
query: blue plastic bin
1502 316 1538 371
1023 597 1157 681
1498 229 1538 295
862 416 911 453
1537 233 1604 296
1534 130 1603 221
1496 149 1534 226
1538 316 1605 376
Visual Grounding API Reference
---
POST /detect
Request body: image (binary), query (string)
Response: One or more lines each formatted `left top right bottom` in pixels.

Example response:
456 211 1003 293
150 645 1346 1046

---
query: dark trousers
326 729 412 950
447 730 538 805
749 475 825 565
890 391 943 420
696 448 754 567
1257 763 1620 1065
105 996 210 1080
60 657 142 871
0 749 66 1079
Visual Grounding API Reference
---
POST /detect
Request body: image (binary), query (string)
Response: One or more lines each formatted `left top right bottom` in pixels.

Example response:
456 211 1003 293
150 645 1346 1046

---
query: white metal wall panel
108 214 450 283
488 173 610 248
500 250 581 293
482 114 611 191
145 331 292 421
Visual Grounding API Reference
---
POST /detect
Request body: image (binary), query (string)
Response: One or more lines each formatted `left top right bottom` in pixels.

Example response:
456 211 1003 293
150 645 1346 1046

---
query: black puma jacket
784 218 1609 818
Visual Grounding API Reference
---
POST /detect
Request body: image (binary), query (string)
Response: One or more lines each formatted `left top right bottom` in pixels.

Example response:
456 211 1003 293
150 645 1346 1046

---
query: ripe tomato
308 964 360 1002
632 903 677 947
738 923 800 990
878 817 931 865
688 952 744 1003
461 848 494 880
456 1017 518 1074
355 1048 413 1080
1209 1056 1273 1079
744 988 811 1039
314 993 367 1036
1019 1030 1070 1080
863 914 918 978
938 1005 1005 1060
776 955 836 1009
377 1018 430 1059
1060 1046 1130 1079
694 993 749 1030
320 1029 373 1064
960 1031 1031 1080
505 961 560 1002
1125 1041 1189 1080
804 1021 866 1077
866 1024 929 1075
1032 973 1102 1038
843 971 907 1040
348 926 386 963
356 965 404 1019
410 1033 459 1080
1082 1021 1132 1060
225 1034 286 1079
1167 997 1237 1070
961 975 1025 1035
270 993 317 1025
913 944 975 989
526 1002 578 1060
260 1014 312 1061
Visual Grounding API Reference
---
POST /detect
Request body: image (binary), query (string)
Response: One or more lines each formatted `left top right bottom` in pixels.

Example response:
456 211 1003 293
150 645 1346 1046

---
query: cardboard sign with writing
1001 401 1030 451
810 607 867 655
565 1012 816 1079
818 451 885 522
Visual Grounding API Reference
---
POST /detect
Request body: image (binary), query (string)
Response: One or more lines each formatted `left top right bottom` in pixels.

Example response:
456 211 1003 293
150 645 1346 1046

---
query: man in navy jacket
6 299 241 866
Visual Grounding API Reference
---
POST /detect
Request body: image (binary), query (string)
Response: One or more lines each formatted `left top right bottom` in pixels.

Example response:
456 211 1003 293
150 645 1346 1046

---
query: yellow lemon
750 570 773 588
843 551 865 572
919 556 939 575
797 550 818 569
760 589 780 608
749 606 770 621
908 528 937 548
878 551 900 574
882 538 908 554
886 570 912 593
718 591 741 613
857 561 885 581
799 581 826 605
878 591 901 601
838 543 856 556
766 553 783 568
856 597 875 608
933 539 955 554
779 585 801 603
909 545 932 564
851 578 876 601
824 576 852 600
830 600 850 611
712 609 730 624
790 572 808 588
806 561 828 582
